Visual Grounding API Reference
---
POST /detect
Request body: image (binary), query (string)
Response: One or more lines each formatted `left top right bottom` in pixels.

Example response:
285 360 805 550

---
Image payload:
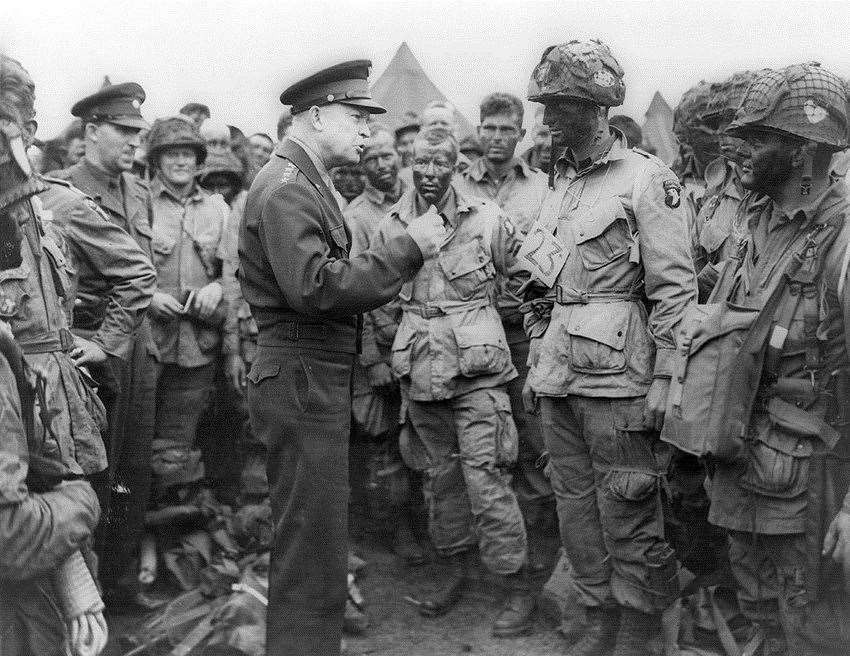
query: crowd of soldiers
1 34 850 656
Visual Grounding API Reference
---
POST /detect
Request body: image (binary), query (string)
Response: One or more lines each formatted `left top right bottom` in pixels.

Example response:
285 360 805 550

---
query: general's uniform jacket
526 132 697 398
238 138 422 356
369 186 524 401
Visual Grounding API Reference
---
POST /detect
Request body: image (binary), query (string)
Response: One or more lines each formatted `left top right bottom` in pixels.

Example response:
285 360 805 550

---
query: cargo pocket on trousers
453 322 510 377
607 399 659 502
566 304 628 374
490 390 519 467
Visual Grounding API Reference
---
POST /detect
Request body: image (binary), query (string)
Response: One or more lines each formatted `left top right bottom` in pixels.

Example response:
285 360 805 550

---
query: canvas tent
371 42 474 137
641 91 678 165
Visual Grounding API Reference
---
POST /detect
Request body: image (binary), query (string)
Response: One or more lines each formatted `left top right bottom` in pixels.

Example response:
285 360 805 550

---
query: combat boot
419 551 469 618
492 566 536 637
612 608 661 656
563 604 620 656
393 520 427 567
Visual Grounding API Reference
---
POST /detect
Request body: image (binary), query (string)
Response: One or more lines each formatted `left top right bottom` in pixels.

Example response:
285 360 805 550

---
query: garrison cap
280 60 386 115
71 82 149 130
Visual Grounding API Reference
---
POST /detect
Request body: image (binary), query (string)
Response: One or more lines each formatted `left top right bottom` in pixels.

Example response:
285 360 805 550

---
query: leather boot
393 519 427 567
612 608 661 656
419 551 469 618
564 604 620 656
492 567 536 637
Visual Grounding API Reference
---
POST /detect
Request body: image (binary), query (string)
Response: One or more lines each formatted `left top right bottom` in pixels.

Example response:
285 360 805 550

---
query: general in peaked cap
280 59 386 115
71 82 150 130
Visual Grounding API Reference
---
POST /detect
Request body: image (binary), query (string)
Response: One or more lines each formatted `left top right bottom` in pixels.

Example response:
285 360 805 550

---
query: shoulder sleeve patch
662 178 682 209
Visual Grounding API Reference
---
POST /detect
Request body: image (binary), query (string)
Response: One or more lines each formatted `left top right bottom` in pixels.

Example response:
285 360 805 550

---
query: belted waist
19 327 75 354
401 298 491 318
555 286 642 305
256 320 356 353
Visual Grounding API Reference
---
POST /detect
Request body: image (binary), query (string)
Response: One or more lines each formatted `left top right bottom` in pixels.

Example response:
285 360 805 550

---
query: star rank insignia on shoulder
280 162 297 184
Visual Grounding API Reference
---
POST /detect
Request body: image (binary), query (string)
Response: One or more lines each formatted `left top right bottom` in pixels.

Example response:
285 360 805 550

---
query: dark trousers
92 324 157 590
247 344 354 656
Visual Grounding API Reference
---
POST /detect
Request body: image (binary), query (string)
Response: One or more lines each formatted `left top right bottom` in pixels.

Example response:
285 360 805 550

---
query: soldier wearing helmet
673 81 717 236
701 62 850 655
522 39 697 656
144 116 240 506
692 70 758 300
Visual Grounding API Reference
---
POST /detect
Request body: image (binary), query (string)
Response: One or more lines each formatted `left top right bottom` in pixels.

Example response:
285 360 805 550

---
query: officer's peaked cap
280 60 386 115
71 82 149 130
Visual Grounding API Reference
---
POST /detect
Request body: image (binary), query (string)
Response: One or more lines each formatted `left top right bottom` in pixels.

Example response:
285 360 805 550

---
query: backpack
661 202 845 461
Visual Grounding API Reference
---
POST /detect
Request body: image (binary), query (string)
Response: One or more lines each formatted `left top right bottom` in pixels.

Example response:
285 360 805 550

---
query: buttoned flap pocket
439 240 492 280
0 262 31 320
133 215 154 241
151 230 176 266
247 361 280 385
453 321 510 377
573 197 634 270
391 321 416 378
566 304 628 374
329 223 349 252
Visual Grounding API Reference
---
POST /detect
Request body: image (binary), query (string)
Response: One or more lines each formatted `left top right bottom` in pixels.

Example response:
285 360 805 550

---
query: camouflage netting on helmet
527 39 625 107
727 62 848 149
147 115 208 165
198 149 244 183
673 81 714 138
700 70 759 129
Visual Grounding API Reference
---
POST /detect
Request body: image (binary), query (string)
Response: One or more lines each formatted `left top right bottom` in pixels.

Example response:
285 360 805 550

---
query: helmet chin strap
799 150 813 196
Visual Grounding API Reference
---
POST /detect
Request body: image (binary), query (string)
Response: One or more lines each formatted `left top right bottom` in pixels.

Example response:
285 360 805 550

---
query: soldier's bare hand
150 291 183 319
643 378 670 432
70 337 107 366
367 362 394 390
822 508 850 587
224 353 246 389
522 379 539 414
194 282 224 319
405 204 446 259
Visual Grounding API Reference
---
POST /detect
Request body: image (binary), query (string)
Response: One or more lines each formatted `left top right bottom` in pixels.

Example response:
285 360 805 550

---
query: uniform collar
79 157 121 192
363 177 404 206
752 182 845 232
286 134 335 191
465 155 534 183
554 127 628 179
397 184 473 227
151 177 203 204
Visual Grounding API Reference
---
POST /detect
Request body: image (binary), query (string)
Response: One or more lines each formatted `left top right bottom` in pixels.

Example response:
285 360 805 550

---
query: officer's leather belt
401 299 491 318
257 321 329 344
19 327 75 354
555 286 642 305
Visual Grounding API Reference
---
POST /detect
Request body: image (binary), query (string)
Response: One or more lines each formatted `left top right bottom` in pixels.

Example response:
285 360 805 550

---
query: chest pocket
151 229 176 267
573 197 635 271
0 262 32 321
438 240 494 300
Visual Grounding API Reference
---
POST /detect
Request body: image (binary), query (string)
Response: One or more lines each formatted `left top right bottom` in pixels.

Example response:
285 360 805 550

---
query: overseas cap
527 39 625 107
727 62 847 150
280 60 386 115
71 82 149 130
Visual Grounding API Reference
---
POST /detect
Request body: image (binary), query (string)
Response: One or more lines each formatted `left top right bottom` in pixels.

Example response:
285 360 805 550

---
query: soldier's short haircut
0 55 36 122
180 102 210 118
249 132 274 146
414 126 458 162
480 92 524 126
423 100 455 114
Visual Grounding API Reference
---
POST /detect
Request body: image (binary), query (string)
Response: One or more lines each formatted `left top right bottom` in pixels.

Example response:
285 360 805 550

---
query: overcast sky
4 0 850 139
